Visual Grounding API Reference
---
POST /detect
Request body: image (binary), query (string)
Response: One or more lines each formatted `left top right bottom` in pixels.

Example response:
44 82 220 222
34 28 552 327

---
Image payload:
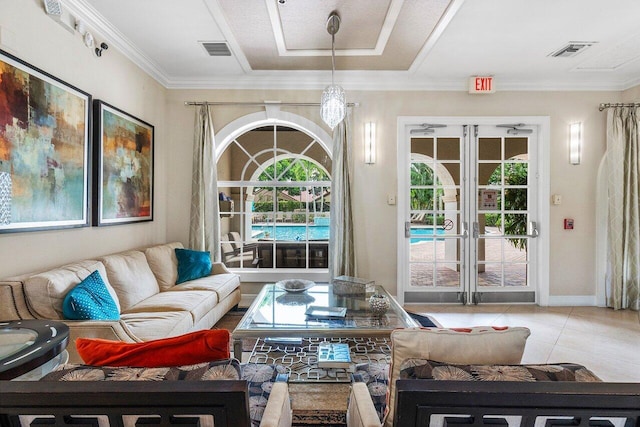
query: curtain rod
598 102 640 111
184 101 359 107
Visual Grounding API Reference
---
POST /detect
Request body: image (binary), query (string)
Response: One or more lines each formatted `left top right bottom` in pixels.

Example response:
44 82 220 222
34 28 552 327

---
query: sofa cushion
168 273 239 301
399 359 602 382
23 260 119 319
120 311 195 341
355 358 600 425
75 329 230 367
99 250 159 311
175 248 212 285
62 270 120 320
385 326 530 427
122 290 218 325
144 242 184 291
41 358 241 381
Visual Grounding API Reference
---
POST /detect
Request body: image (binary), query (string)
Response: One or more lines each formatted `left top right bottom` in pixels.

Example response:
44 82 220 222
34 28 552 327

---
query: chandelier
320 12 346 130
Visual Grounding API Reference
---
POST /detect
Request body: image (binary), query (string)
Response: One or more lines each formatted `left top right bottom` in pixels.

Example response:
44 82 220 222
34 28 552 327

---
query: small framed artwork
0 49 91 233
93 100 154 226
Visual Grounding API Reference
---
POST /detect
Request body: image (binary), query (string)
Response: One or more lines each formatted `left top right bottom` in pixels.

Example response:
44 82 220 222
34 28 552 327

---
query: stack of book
317 343 351 369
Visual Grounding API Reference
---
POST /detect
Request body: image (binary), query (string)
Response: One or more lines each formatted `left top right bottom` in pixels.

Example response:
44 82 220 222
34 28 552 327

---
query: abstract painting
93 100 153 226
0 50 91 233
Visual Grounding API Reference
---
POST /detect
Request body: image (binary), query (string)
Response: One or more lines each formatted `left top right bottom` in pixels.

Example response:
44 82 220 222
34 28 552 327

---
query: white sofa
0 242 241 363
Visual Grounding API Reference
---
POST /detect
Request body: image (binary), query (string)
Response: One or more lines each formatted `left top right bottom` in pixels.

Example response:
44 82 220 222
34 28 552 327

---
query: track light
95 42 108 57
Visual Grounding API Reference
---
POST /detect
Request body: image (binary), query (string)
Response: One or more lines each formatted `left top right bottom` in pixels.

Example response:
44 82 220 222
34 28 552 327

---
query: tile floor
403 304 640 383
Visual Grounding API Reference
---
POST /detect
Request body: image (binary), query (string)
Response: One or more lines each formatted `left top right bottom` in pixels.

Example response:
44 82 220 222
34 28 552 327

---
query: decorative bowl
276 279 315 293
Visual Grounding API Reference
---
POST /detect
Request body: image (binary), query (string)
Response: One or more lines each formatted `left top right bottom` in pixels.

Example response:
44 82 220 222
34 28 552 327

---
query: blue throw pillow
62 270 120 320
175 248 212 284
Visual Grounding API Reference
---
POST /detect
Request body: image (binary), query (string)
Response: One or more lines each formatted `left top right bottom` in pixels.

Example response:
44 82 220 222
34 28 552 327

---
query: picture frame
93 100 154 226
0 49 91 233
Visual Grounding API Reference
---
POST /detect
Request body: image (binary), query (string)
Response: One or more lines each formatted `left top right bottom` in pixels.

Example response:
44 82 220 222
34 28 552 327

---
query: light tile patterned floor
404 304 640 382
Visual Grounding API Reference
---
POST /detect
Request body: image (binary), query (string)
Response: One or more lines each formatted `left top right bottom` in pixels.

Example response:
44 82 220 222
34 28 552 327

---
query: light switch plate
387 194 396 205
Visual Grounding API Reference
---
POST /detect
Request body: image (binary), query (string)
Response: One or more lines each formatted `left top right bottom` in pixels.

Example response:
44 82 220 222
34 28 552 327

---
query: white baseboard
240 293 258 308
547 295 598 306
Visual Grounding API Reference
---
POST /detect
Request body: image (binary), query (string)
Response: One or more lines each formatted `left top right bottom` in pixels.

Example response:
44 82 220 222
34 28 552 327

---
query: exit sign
469 76 495 94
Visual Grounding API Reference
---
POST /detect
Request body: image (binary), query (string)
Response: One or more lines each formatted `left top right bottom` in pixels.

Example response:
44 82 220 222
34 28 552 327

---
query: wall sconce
364 122 376 165
569 122 582 165
0 171 12 225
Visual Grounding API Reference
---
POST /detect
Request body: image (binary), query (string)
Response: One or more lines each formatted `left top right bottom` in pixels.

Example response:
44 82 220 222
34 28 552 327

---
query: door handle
527 221 539 238
460 221 468 238
405 221 411 238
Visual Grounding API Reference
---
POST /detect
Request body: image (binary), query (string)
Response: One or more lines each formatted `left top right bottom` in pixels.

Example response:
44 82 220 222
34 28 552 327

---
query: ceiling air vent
549 42 596 58
200 42 232 57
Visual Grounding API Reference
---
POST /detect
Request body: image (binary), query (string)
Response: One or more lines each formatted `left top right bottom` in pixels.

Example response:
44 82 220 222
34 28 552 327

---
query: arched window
216 117 332 274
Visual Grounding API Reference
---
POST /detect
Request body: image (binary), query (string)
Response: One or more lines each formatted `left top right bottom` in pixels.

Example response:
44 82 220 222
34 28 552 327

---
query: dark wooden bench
1 380 254 426
393 380 640 427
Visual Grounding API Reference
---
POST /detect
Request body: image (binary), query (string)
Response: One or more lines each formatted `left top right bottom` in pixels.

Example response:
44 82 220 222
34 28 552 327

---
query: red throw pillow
76 329 230 367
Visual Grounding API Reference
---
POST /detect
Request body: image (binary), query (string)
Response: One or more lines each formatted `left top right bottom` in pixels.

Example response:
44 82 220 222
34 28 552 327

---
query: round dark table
0 319 69 380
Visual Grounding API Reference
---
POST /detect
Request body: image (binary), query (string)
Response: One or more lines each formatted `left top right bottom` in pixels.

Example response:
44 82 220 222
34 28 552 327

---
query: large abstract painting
0 50 91 233
93 100 153 226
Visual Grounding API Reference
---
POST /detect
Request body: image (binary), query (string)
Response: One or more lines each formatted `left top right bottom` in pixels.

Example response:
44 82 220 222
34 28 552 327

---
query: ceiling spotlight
320 12 346 130
95 42 108 57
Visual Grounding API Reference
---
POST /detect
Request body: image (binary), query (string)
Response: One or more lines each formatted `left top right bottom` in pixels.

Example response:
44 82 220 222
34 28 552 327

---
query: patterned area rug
248 336 391 383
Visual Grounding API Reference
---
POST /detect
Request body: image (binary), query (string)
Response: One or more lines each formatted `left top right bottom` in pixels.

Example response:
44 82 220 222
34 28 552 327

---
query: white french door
398 117 547 305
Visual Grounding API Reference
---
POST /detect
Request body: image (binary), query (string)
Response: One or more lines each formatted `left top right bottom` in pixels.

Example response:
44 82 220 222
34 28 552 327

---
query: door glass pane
409 135 463 292
437 138 460 160
411 138 434 158
410 262 435 287
504 188 527 211
478 137 501 160
505 137 527 159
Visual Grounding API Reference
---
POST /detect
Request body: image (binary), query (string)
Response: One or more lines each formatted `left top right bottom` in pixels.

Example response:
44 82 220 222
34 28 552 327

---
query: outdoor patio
410 228 528 288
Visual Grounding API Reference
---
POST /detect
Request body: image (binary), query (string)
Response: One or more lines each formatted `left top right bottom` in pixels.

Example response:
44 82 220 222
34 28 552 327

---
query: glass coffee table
232 283 418 360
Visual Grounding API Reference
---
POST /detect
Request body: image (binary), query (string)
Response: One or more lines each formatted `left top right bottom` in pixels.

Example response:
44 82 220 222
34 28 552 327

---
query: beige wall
167 89 618 300
622 84 640 101
4 1 635 303
0 0 168 277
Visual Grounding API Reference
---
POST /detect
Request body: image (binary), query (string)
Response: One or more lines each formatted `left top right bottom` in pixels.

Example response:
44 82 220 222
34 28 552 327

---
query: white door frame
396 116 550 305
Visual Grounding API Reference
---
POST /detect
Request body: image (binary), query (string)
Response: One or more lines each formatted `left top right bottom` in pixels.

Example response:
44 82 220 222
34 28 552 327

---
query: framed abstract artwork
0 49 91 233
93 100 154 226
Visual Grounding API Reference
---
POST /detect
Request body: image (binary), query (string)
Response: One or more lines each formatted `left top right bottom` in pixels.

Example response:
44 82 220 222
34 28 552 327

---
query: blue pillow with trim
62 270 120 320
175 248 212 284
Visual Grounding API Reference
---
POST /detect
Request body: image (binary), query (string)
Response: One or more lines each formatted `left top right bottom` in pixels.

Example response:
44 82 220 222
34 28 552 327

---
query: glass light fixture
570 122 582 165
364 122 376 164
320 12 346 130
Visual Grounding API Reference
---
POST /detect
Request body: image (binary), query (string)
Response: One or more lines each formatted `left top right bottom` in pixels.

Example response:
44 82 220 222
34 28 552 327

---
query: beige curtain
329 114 356 278
189 105 221 261
606 106 640 310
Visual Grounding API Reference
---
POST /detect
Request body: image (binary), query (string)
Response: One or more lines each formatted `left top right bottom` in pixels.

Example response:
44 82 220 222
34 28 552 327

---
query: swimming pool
410 228 446 243
251 224 444 243
252 225 329 241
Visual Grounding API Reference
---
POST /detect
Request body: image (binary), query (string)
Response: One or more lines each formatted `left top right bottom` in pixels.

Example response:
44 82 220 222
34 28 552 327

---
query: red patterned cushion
76 329 230 367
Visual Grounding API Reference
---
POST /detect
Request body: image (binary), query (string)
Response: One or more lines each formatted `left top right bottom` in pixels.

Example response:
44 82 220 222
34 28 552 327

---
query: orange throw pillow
76 329 230 367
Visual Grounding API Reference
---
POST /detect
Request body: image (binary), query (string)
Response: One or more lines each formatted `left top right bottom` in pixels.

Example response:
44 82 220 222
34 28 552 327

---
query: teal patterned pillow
62 270 120 320
175 248 212 284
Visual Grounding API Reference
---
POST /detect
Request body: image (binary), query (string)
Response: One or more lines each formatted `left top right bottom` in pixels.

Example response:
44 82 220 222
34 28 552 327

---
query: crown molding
164 72 633 92
63 0 171 87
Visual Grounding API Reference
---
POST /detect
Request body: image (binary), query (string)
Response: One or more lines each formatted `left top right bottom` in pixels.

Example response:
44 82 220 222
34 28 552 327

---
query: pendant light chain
331 31 336 85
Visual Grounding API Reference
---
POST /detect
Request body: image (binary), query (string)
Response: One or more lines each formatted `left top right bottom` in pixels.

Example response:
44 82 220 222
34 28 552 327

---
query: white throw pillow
384 326 531 427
